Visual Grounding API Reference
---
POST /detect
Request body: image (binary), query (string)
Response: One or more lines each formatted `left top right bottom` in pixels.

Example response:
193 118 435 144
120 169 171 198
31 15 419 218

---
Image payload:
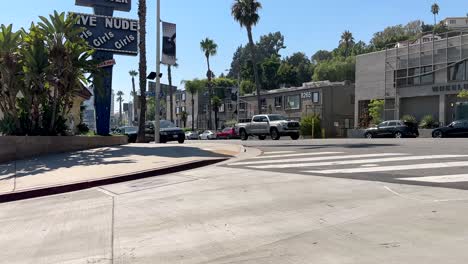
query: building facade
355 29 468 128
240 81 355 138
443 17 468 30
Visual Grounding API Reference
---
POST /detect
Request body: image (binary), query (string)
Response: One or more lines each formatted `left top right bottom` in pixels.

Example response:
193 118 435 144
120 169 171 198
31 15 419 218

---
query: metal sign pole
154 0 161 143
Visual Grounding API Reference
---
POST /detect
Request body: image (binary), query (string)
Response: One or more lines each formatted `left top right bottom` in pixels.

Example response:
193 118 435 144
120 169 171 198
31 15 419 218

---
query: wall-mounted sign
71 12 138 56
75 0 132 12
97 59 116 68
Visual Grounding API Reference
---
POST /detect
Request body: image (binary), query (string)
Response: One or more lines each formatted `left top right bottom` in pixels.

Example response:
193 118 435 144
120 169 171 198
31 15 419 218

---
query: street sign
97 59 116 68
75 0 132 12
71 12 138 55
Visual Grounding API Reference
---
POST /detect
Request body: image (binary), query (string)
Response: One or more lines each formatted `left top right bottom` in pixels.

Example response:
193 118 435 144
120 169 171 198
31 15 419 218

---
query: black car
145 120 185 144
432 120 468 138
113 126 138 143
364 120 419 138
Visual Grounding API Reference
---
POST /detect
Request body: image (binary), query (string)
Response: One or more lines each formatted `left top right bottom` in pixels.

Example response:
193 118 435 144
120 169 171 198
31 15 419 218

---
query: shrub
401 115 417 124
368 100 384 125
77 123 90 134
419 115 438 129
300 114 322 138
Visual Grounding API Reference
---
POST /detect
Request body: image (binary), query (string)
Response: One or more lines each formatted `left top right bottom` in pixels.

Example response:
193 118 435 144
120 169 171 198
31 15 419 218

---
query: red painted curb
0 158 227 204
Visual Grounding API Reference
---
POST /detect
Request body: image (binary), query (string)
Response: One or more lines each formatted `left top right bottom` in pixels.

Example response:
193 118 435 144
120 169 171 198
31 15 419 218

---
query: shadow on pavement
2 144 230 179
246 143 401 149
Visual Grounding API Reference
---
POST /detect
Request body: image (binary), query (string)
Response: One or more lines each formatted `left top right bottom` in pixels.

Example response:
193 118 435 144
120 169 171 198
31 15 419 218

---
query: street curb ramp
0 158 227 204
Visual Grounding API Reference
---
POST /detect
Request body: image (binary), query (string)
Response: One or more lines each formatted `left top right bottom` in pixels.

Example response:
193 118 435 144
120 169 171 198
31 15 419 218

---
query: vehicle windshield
124 127 138 133
160 120 177 129
268 115 287 121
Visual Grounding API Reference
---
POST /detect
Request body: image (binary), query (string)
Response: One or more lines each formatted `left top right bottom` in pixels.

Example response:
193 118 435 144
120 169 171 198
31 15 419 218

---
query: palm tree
431 3 440 27
137 0 147 142
116 91 124 125
129 70 138 125
183 79 205 131
340 30 355 58
167 61 178 123
200 38 218 129
232 0 262 114
211 96 222 130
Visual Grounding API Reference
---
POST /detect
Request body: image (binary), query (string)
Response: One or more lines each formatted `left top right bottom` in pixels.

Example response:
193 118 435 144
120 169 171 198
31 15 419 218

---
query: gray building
240 81 355 138
355 29 468 128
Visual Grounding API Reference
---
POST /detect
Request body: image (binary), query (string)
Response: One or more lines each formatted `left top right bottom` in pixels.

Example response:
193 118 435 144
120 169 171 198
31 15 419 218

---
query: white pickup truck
236 114 301 140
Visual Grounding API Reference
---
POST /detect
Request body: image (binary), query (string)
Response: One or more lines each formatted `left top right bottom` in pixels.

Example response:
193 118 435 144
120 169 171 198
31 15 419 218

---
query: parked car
364 120 419 138
432 120 468 138
216 127 238 139
113 126 138 143
145 120 185 143
199 130 217 140
237 114 300 141
185 131 199 140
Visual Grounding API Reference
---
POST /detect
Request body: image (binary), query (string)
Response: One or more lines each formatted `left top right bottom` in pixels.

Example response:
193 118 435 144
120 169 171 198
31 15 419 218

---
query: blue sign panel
76 0 132 12
71 12 138 55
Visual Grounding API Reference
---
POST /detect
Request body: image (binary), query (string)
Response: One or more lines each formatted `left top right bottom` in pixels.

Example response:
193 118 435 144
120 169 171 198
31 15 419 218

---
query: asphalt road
2 139 468 263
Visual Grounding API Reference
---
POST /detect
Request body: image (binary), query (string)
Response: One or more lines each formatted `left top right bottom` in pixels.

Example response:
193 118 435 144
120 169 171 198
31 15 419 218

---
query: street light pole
154 0 161 143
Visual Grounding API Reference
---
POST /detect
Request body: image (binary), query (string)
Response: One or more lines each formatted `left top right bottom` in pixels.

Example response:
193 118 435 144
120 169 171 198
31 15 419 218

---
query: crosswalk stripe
398 174 468 183
261 151 296 155
230 153 406 166
252 152 343 159
247 155 468 169
305 161 468 174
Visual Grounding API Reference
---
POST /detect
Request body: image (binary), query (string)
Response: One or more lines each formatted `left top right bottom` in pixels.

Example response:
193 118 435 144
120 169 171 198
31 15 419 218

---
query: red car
216 127 238 139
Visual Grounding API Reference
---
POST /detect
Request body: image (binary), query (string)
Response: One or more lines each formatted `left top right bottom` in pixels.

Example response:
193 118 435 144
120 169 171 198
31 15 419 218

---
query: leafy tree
240 80 255 95
183 79 205 131
200 37 218 129
129 70 138 124
256 31 285 60
137 0 147 142
368 99 384 125
431 3 440 26
285 52 313 85
312 57 355 82
116 91 124 125
277 63 296 86
232 0 263 114
212 96 222 130
261 55 281 89
312 50 333 64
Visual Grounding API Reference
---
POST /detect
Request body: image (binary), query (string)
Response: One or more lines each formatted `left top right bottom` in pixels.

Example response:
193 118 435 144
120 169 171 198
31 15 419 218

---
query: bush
368 100 384 125
419 115 438 129
77 123 90 134
300 114 322 138
401 115 417 124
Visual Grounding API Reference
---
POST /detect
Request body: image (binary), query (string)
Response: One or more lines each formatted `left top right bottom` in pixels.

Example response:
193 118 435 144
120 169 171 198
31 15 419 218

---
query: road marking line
305 161 468 174
398 174 468 183
247 155 468 169
261 151 296 155
252 152 344 159
230 153 406 166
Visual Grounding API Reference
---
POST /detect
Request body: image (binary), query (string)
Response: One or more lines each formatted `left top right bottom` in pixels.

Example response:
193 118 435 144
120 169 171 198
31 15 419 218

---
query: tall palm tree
232 0 262 114
431 3 440 27
183 79 204 131
116 91 124 125
212 96 222 130
340 30 355 58
129 70 138 125
200 38 218 129
167 61 178 123
137 0 147 142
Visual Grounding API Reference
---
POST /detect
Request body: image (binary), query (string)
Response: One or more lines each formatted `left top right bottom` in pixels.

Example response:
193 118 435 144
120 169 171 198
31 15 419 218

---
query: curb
0 158 227 204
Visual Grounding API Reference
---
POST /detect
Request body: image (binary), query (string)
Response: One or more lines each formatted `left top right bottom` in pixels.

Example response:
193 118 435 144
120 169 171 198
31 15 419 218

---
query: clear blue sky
2 0 466 112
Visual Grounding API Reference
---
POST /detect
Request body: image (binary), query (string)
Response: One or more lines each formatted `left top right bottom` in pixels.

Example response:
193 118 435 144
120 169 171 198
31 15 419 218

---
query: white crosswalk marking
252 152 344 159
230 153 406 166
398 174 468 183
261 151 296 155
248 155 468 169
305 161 468 174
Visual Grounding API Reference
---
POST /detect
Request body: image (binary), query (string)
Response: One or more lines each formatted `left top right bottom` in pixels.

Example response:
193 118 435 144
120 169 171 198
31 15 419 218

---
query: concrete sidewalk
0 143 240 202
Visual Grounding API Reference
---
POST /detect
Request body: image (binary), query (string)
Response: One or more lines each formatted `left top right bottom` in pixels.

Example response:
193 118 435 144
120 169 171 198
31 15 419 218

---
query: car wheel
433 130 443 138
258 135 266 140
290 133 300 140
178 139 185 144
240 129 248 141
365 133 373 139
270 128 280 140
394 132 403 139
227 135 232 140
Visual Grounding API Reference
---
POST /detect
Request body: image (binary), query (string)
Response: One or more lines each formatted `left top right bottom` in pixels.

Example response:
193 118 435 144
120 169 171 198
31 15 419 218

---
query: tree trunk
214 110 218 130
137 0 147 143
206 56 213 130
119 100 122 125
247 27 262 115
168 65 174 122
49 86 58 134
191 97 195 131
131 76 137 125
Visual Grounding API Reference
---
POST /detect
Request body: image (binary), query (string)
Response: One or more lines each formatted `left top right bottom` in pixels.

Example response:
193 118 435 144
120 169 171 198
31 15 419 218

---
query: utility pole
154 0 161 143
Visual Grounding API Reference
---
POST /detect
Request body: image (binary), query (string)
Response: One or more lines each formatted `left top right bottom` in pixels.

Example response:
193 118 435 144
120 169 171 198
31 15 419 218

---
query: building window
219 104 225 113
274 96 283 108
203 104 208 113
286 95 300 110
312 92 320 103
181 106 186 112
421 66 434 85
226 101 233 111
239 102 246 112
176 107 180 114
448 62 465 82
182 93 186 101
261 98 267 110
450 20 456 24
